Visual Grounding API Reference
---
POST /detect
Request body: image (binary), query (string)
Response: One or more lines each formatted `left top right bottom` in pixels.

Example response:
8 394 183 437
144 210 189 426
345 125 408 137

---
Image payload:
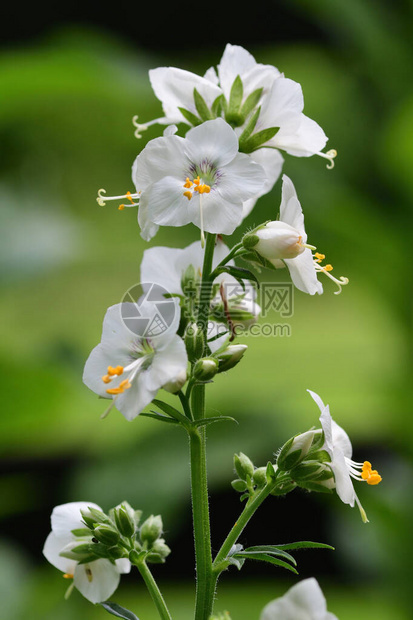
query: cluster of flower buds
73 502 170 567
276 429 335 493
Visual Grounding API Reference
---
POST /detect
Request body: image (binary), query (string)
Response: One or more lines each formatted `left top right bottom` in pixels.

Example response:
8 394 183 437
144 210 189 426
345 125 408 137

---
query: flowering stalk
135 559 172 620
189 232 216 620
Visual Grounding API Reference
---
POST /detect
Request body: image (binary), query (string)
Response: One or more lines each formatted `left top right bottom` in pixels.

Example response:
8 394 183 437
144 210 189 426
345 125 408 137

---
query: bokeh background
1 1 412 618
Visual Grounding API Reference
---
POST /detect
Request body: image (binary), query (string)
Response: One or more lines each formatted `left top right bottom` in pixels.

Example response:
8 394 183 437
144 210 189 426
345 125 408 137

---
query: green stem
188 232 217 620
137 560 172 620
210 242 245 276
213 479 278 570
190 391 214 620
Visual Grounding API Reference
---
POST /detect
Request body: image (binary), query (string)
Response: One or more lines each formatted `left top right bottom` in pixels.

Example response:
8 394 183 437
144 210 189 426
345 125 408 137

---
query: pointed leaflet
193 88 213 121
100 602 140 620
233 552 298 574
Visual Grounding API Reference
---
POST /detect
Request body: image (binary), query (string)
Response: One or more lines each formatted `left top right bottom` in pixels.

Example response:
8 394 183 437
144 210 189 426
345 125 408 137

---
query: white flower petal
218 152 267 203
146 176 194 228
242 148 284 218
149 67 222 124
115 558 132 574
43 532 76 574
140 246 187 295
51 502 101 538
145 336 188 391
260 578 337 620
218 44 259 98
331 419 353 460
279 175 306 236
185 118 239 168
331 449 356 507
284 250 323 295
132 134 185 190
115 370 158 421
271 113 328 157
188 191 243 235
74 560 121 604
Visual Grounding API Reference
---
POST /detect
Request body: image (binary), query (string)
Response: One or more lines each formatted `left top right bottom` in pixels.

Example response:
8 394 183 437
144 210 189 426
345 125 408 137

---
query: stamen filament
317 149 337 170
97 189 139 207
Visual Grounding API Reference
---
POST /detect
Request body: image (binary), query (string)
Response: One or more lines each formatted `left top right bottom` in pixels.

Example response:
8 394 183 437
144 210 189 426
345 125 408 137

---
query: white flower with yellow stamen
43 502 131 604
260 578 338 620
307 389 382 523
131 118 267 241
83 299 188 420
136 43 333 217
244 175 349 295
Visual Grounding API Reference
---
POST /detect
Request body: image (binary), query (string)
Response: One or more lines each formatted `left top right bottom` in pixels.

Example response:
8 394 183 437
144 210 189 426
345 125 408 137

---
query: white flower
246 175 349 295
134 44 333 202
83 299 188 420
43 502 131 604
260 578 338 620
133 118 267 241
140 239 260 352
307 389 382 523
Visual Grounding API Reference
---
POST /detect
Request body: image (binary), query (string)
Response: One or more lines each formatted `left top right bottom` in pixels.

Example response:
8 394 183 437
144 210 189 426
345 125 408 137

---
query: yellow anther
324 264 333 272
362 461 372 471
102 375 112 384
118 204 125 211
63 573 74 580
367 473 382 485
107 366 124 376
106 379 132 395
183 191 192 200
314 252 325 262
193 176 201 186
183 178 193 188
126 191 134 203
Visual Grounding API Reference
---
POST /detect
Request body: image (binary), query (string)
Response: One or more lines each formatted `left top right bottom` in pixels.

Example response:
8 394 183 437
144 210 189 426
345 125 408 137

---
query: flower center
102 341 155 395
183 176 211 201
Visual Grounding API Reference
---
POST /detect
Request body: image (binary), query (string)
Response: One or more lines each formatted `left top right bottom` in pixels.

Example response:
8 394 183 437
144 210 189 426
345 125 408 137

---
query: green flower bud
93 524 120 546
146 538 171 563
216 345 247 373
277 430 319 471
270 480 297 496
241 232 260 250
107 545 126 560
114 504 135 538
184 323 205 362
291 460 329 481
234 452 254 480
252 466 267 487
193 357 219 381
140 515 163 545
181 263 199 297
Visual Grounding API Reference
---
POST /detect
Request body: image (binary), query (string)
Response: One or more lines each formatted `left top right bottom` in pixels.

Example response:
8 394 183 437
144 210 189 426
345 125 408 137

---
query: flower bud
93 524 120 546
243 221 306 262
146 538 171 563
290 460 329 481
184 322 205 362
216 345 247 373
163 369 187 394
252 466 267 487
234 452 254 480
114 504 135 538
193 357 219 381
231 479 248 492
140 515 163 545
277 430 320 471
181 263 198 296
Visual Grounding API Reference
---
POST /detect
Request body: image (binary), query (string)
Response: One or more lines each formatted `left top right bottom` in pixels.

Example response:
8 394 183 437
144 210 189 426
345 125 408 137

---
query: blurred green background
1 1 412 618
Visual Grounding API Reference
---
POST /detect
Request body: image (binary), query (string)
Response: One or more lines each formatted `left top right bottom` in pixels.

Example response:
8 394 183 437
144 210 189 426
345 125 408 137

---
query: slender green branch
178 390 193 420
136 560 172 620
211 241 244 274
213 477 279 570
197 233 217 348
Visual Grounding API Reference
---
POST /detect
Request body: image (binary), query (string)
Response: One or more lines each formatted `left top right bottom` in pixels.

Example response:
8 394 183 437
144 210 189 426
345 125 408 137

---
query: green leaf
240 88 263 118
191 415 238 428
140 412 180 425
241 127 280 153
71 528 92 537
272 541 335 551
217 265 260 289
193 88 213 121
151 399 189 424
227 555 245 570
244 546 297 565
100 601 140 620
211 94 225 117
178 106 201 127
228 75 243 112
238 107 261 146
234 552 298 574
